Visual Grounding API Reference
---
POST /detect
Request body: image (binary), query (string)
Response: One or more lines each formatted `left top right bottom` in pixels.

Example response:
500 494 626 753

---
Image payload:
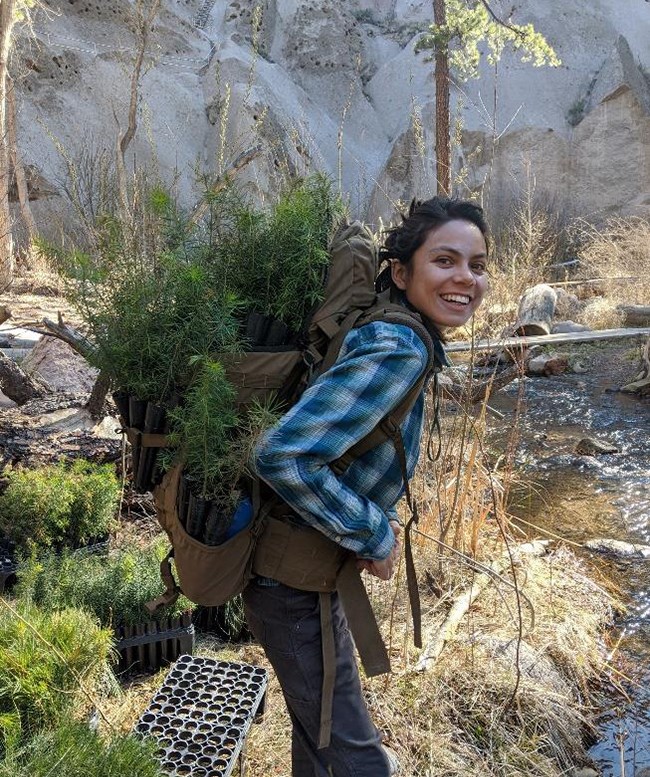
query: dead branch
85 371 111 418
27 314 94 359
115 0 162 224
415 539 548 672
446 327 650 354
24 315 109 413
188 145 263 227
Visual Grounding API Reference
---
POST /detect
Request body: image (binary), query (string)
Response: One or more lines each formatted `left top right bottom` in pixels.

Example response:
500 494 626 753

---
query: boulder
480 637 570 696
21 337 98 393
574 437 619 456
527 354 569 376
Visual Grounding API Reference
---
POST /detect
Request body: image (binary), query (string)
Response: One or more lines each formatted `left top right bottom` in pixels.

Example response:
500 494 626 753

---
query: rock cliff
12 0 650 231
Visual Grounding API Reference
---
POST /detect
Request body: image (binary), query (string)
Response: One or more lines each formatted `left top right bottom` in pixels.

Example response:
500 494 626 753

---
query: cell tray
134 654 268 777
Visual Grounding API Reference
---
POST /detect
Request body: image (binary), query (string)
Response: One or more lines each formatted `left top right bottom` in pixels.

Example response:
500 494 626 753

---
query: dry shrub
581 297 625 330
573 216 650 308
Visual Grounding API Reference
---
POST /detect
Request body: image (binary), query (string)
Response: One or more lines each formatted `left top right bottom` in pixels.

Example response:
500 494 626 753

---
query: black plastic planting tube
112 390 130 428
177 473 190 527
203 505 230 546
135 401 167 492
186 493 208 539
128 396 147 483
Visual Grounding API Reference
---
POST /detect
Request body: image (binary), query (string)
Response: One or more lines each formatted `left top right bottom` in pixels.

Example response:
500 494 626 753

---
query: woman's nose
453 261 475 284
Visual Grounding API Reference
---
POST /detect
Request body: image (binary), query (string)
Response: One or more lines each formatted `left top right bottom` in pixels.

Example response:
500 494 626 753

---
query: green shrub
0 721 163 777
16 538 191 628
0 602 113 745
0 460 120 552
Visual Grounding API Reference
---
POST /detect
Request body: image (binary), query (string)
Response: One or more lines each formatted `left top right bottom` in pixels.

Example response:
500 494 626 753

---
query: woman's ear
390 260 408 290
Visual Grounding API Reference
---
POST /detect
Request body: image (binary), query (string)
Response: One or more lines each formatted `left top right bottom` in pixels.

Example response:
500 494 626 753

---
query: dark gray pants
243 581 390 777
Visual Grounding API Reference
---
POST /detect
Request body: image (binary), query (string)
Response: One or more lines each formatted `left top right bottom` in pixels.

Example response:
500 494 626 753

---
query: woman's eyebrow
429 245 488 258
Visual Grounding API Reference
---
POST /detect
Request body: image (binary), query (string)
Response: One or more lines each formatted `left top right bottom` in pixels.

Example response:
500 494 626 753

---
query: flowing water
488 358 650 777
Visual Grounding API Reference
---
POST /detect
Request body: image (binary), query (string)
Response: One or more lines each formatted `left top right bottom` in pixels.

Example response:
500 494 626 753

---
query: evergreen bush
0 460 120 553
15 538 191 628
0 603 113 748
0 721 163 777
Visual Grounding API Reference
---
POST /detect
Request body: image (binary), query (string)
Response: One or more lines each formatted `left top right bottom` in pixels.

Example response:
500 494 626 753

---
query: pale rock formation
10 0 650 231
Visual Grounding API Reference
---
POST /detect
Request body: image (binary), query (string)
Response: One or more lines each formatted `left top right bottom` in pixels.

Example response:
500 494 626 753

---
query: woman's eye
471 263 486 274
435 256 453 266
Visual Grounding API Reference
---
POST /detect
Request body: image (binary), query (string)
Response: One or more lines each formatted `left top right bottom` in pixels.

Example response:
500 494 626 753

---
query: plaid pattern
255 320 447 560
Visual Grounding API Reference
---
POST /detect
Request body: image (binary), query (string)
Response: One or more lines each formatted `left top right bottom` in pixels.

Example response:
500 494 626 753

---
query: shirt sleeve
254 321 428 560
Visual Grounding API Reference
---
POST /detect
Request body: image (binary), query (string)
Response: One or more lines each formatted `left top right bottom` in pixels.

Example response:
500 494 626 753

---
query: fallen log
415 540 549 672
513 284 558 336
446 327 650 353
0 350 51 405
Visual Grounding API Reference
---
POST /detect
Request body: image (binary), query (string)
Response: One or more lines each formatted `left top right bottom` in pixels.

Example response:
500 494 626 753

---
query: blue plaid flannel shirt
254 320 448 561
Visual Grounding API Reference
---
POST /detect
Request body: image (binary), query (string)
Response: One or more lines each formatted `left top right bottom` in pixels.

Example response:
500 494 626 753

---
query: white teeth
441 294 470 304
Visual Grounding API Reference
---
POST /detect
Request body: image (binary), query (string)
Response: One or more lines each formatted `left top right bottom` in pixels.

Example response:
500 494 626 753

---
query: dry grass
572 216 650 308
98 536 613 777
96 392 617 777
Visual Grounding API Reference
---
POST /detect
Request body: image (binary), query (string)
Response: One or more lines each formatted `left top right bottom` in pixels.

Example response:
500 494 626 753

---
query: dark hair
376 196 489 293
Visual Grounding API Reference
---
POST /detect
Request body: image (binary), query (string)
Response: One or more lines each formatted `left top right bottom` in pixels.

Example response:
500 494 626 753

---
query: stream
488 358 650 777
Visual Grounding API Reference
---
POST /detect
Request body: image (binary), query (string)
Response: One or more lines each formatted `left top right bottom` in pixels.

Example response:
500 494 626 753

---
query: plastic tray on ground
134 654 268 777
115 613 195 673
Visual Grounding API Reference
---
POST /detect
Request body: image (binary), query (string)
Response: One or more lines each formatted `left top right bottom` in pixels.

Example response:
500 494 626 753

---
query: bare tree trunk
115 0 162 232
433 0 451 196
7 76 36 247
0 0 16 289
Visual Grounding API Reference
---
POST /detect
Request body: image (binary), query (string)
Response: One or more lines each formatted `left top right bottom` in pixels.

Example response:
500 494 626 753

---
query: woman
244 196 489 776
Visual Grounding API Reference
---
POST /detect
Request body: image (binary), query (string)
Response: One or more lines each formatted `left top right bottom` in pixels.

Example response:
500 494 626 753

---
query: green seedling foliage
0 460 119 553
0 603 113 747
0 721 163 777
41 191 243 404
267 174 343 331
202 173 345 334
15 538 192 629
167 359 239 502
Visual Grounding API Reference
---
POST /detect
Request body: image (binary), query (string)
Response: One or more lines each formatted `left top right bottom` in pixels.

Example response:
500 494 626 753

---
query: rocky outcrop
11 0 650 230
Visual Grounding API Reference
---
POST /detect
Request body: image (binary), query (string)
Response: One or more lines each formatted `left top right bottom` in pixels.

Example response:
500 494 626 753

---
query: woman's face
391 219 488 329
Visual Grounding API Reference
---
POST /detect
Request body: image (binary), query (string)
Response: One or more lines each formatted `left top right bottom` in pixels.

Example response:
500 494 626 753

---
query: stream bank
489 338 650 776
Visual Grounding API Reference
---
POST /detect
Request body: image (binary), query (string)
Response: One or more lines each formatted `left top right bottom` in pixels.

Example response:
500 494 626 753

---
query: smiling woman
380 197 489 335
245 196 490 777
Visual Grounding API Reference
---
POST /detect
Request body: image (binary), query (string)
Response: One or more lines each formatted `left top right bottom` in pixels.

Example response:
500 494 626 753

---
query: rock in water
574 437 619 455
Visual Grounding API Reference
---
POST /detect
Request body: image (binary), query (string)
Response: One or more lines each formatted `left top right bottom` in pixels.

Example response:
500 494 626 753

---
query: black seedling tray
135 655 267 777
115 613 195 673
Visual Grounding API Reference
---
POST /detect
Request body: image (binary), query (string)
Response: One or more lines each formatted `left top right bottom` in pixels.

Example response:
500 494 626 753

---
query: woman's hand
357 521 402 581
